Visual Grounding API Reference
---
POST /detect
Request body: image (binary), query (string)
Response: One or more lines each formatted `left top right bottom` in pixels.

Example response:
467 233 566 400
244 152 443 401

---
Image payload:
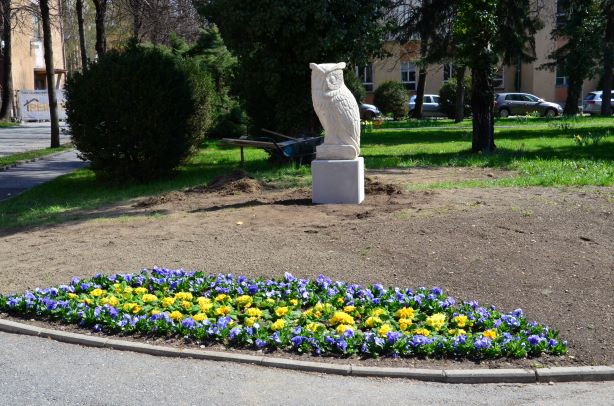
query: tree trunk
563 78 581 116
93 0 107 58
602 45 613 116
471 67 495 153
454 65 466 123
603 1 614 116
0 0 13 121
412 42 428 119
40 0 60 147
129 0 143 40
76 0 87 69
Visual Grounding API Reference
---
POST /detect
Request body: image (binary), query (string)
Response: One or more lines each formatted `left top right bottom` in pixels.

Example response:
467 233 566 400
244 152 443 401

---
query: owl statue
309 62 361 160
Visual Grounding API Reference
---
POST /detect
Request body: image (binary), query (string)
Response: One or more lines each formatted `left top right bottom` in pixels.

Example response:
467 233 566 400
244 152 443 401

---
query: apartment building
0 2 66 99
359 1 599 107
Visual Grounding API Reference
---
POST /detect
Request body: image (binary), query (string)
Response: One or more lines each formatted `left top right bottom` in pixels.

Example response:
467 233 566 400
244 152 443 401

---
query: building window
400 62 416 90
356 64 373 92
555 64 568 87
556 0 568 27
443 64 453 82
493 67 504 88
32 15 42 40
34 72 46 90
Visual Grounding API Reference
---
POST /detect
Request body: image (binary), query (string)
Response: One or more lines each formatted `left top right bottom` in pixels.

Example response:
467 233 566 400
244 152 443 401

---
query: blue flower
336 338 348 352
512 308 524 318
474 337 491 350
228 327 241 340
432 287 443 296
182 318 196 329
386 331 402 344
548 339 557 347
528 335 544 346
291 336 304 347
255 339 267 348
284 272 296 282
248 284 259 295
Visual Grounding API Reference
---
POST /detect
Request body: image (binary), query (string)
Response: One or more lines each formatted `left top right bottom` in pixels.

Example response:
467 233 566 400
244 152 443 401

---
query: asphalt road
0 123 71 157
0 150 87 201
0 332 612 406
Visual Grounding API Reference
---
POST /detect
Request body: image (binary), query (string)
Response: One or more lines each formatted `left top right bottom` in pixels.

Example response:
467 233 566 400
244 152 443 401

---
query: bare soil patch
1 167 612 368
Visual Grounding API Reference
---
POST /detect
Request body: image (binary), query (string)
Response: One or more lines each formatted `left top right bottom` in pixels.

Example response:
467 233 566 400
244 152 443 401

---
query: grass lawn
0 145 73 168
0 115 612 230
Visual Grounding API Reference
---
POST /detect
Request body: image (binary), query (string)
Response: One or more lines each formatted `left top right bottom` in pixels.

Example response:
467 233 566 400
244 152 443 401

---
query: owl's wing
331 91 361 151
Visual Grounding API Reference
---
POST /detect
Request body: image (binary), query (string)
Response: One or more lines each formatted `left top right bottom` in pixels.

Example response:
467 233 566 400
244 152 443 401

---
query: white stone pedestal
311 157 364 204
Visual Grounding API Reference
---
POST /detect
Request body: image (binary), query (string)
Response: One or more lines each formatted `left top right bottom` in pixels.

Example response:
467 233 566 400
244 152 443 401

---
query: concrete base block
312 157 364 204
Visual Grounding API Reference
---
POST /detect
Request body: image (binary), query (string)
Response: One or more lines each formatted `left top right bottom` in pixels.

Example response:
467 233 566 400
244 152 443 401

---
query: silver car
409 94 445 117
495 93 563 117
582 91 614 115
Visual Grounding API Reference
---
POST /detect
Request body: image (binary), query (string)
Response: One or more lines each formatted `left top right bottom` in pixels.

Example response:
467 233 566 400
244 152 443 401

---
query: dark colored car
495 93 562 118
359 103 382 120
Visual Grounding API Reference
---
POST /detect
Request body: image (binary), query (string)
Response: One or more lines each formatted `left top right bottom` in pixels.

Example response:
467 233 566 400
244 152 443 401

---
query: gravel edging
1 319 613 384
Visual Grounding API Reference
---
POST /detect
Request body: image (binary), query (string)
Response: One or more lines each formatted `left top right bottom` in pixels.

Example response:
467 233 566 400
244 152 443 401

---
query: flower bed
0 268 567 359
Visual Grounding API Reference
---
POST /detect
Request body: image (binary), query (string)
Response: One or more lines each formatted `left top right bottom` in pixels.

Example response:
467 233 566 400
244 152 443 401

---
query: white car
583 91 614 115
409 94 445 117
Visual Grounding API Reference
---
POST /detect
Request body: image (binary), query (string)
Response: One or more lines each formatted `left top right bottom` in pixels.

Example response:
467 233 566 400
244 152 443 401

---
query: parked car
359 103 382 120
495 93 562 117
582 91 614 115
409 94 445 117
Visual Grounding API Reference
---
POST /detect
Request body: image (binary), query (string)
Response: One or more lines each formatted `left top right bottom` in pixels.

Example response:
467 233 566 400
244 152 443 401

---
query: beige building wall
10 1 66 92
364 0 600 108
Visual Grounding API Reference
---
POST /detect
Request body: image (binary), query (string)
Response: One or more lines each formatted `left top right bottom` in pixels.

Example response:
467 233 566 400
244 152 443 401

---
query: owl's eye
327 73 341 87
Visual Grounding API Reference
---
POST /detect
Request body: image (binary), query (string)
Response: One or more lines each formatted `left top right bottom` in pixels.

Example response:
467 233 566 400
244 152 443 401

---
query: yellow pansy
193 313 206 322
197 297 211 305
161 297 176 307
483 329 498 340
453 314 468 328
289 299 299 306
307 322 324 333
131 305 141 314
182 300 192 310
107 296 119 307
378 324 393 338
343 305 356 313
426 313 446 331
215 305 232 316
67 293 77 300
365 316 382 328
329 311 355 326
266 298 275 306
142 294 158 303
90 288 104 297
314 303 324 311
112 284 122 293
123 302 137 312
337 297 344 304
275 307 289 317
448 328 466 336
245 307 263 318
235 295 253 308
215 294 228 303
395 307 415 320
123 287 133 294
134 287 148 295
175 292 193 301
399 318 413 331
371 308 386 317
271 319 285 331
413 328 430 336
245 317 257 327
169 311 183 321
150 309 161 315
82 298 92 305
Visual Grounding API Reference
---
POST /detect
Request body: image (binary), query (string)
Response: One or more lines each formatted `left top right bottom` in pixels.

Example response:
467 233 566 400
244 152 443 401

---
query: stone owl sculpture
309 62 361 160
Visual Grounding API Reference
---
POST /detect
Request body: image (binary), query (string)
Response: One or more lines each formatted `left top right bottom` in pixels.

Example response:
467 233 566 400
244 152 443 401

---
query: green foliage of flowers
0 269 567 359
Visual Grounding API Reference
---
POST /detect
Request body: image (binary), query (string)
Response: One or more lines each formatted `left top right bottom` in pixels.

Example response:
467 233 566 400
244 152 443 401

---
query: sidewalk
0 150 87 201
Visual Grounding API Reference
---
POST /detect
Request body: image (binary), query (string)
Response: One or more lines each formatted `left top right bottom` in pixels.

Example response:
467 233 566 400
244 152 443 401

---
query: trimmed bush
438 76 472 119
373 81 409 120
65 44 214 181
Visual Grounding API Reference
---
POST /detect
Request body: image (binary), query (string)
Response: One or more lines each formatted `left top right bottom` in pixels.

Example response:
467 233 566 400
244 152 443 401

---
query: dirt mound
132 191 185 208
364 177 404 195
190 170 261 195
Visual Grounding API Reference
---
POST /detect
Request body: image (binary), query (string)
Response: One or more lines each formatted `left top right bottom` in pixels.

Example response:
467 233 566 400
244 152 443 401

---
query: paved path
0 332 611 406
0 123 70 157
0 150 87 201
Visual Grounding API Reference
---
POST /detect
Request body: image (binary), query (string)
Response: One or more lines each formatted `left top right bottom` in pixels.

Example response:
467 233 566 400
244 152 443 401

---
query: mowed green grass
0 145 73 167
0 116 612 230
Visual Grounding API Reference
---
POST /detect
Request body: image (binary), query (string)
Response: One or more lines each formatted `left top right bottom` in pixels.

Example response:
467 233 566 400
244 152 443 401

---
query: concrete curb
1 319 612 384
